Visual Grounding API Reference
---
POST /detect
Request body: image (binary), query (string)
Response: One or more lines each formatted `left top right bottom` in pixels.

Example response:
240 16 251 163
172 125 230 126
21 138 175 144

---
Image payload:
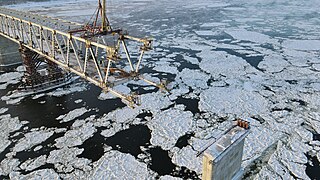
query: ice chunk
258 54 290 73
198 51 250 79
225 29 276 44
283 40 320 51
9 169 60 179
13 130 54 152
20 155 47 171
91 151 149 179
199 86 269 116
0 108 8 115
0 72 23 90
0 158 20 176
56 107 90 123
176 69 210 89
171 146 202 173
148 108 193 150
55 122 96 148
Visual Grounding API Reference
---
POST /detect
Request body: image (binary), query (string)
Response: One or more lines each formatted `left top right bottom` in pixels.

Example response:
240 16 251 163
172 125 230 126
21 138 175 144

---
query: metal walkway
0 7 161 107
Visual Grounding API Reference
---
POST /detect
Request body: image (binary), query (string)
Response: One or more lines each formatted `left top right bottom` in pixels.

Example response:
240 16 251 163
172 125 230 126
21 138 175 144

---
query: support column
19 45 43 87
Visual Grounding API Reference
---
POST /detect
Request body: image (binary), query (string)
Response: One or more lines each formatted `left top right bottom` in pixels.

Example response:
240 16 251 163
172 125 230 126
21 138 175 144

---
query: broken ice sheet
19 155 47 172
225 29 278 44
55 122 96 148
0 72 23 90
13 130 54 152
47 147 91 173
198 51 252 79
47 81 86 97
0 158 20 176
91 150 150 179
199 86 269 116
0 114 24 154
171 146 202 173
9 169 60 179
176 69 210 90
56 107 90 123
148 108 193 150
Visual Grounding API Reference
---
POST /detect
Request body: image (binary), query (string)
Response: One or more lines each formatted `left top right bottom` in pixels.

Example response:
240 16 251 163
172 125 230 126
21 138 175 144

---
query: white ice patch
225 29 277 44
32 93 45 100
56 107 89 123
74 99 83 104
194 30 220 36
0 72 23 90
171 146 202 173
0 114 24 154
183 55 199 65
0 108 8 115
198 51 250 79
91 151 150 179
20 155 47 172
13 130 54 152
199 86 269 116
9 169 60 179
55 122 96 148
176 69 210 89
148 108 193 150
47 147 91 173
283 40 320 51
47 82 87 97
153 63 179 74
0 158 20 176
258 54 290 73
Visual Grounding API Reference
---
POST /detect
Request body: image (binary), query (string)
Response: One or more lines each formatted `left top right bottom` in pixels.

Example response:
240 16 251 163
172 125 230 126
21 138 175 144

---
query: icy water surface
1 0 320 179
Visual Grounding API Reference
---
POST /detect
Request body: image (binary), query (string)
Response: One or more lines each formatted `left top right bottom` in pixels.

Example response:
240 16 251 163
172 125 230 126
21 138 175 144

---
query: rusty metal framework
0 12 163 107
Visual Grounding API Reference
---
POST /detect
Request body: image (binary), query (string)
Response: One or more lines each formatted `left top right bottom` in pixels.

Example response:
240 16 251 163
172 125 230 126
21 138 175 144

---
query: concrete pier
201 120 250 180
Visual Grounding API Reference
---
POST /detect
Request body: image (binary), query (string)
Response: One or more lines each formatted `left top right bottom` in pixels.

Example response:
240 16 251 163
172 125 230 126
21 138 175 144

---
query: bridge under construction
0 0 165 107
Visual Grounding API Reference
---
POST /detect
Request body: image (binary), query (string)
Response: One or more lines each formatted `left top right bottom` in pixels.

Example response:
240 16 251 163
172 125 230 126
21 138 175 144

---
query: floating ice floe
176 69 210 89
258 54 290 73
199 86 269 116
91 150 150 179
0 114 24 154
153 63 179 74
47 147 91 173
56 107 90 123
198 51 251 79
55 122 96 148
0 108 8 115
148 108 193 150
13 130 54 152
225 29 277 44
171 146 202 173
0 158 20 176
47 81 86 97
9 169 60 179
74 99 83 104
282 39 320 51
20 155 47 172
0 72 23 90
